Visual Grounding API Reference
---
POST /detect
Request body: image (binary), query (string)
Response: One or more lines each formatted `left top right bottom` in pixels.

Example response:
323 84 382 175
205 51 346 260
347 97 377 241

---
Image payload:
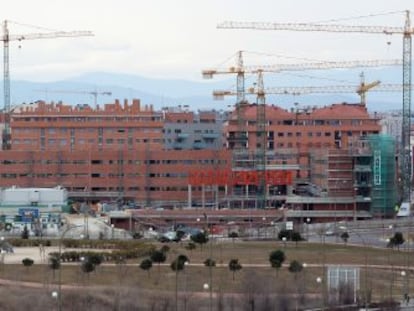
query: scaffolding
367 135 398 217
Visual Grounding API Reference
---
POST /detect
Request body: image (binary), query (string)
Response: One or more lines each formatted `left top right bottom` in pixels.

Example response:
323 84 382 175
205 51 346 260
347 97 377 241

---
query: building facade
163 107 225 150
0 99 399 218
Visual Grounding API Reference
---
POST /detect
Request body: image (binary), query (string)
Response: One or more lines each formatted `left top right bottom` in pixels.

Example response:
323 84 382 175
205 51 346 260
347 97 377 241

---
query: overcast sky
2 0 413 83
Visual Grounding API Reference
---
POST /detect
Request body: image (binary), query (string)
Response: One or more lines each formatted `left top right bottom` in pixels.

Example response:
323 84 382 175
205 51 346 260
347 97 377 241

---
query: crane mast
235 51 247 150
1 20 93 150
402 11 412 203
255 70 266 209
3 21 10 150
218 10 414 206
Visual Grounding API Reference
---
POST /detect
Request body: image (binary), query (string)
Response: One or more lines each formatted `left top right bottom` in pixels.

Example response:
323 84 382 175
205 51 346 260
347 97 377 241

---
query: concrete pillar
188 184 192 209
202 184 205 209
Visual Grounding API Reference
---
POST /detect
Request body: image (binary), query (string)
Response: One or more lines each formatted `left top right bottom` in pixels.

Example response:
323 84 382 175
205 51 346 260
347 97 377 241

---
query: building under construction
0 98 400 221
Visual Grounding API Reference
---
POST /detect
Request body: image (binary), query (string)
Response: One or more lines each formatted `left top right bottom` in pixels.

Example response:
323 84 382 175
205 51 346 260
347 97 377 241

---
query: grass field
0 239 411 310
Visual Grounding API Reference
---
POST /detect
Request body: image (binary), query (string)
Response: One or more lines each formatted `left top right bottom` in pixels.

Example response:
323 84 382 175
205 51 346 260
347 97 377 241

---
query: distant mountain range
3 66 407 112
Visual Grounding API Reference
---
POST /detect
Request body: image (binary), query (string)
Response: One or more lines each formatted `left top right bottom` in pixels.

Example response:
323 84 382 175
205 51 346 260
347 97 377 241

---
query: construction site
0 12 412 232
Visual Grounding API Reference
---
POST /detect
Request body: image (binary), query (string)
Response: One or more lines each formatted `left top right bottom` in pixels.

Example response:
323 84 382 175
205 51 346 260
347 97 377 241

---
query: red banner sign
188 169 292 186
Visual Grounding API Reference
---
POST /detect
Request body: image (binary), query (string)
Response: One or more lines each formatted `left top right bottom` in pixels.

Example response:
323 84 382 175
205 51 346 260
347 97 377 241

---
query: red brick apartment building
0 100 230 208
0 99 395 217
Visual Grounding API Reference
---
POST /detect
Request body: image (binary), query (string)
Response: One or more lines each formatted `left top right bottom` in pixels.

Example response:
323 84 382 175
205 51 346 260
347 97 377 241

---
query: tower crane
204 52 401 149
214 81 413 104
202 51 402 104
35 89 112 107
1 20 93 150
217 10 413 205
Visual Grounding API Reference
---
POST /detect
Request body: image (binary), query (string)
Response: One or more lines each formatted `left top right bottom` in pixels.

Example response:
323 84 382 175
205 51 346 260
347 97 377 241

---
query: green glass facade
367 135 397 216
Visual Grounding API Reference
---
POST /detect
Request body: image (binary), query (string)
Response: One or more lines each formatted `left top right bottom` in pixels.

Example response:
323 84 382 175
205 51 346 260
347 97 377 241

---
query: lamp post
303 263 307 305
203 213 213 311
282 236 287 248
184 261 189 311
203 283 210 309
386 237 395 300
401 270 409 305
353 187 358 222
83 209 89 239
316 276 323 308
262 217 266 238
0 249 5 274
339 226 368 308
306 218 311 241
57 224 83 311
0 236 5 274
51 291 58 311
79 256 85 286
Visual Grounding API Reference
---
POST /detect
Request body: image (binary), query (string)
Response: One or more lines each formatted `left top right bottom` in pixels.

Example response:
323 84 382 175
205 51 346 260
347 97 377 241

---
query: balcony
176 133 189 139
193 142 207 149
202 133 219 139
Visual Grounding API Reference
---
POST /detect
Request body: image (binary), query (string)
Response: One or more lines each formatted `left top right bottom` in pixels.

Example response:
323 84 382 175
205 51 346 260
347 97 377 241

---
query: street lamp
184 261 189 311
386 238 395 300
57 224 83 311
79 256 85 286
316 277 323 308
339 226 368 308
401 270 409 304
353 187 358 222
0 236 5 273
303 263 308 304
51 291 58 311
203 213 213 311
203 282 210 309
306 218 311 241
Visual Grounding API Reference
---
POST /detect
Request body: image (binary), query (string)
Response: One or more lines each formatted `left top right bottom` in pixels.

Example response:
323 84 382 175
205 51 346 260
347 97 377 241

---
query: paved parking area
1 246 58 264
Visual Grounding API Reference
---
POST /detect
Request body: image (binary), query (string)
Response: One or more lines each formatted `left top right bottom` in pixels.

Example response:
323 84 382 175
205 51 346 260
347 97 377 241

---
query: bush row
61 239 150 250
49 244 155 263
5 238 152 250
7 238 52 247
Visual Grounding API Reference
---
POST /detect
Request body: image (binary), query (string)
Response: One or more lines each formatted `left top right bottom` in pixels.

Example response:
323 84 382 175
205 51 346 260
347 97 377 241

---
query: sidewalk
2 246 56 264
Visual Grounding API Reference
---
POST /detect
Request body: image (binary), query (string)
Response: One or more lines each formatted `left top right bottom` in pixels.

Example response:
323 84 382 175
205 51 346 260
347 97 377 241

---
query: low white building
0 186 69 236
